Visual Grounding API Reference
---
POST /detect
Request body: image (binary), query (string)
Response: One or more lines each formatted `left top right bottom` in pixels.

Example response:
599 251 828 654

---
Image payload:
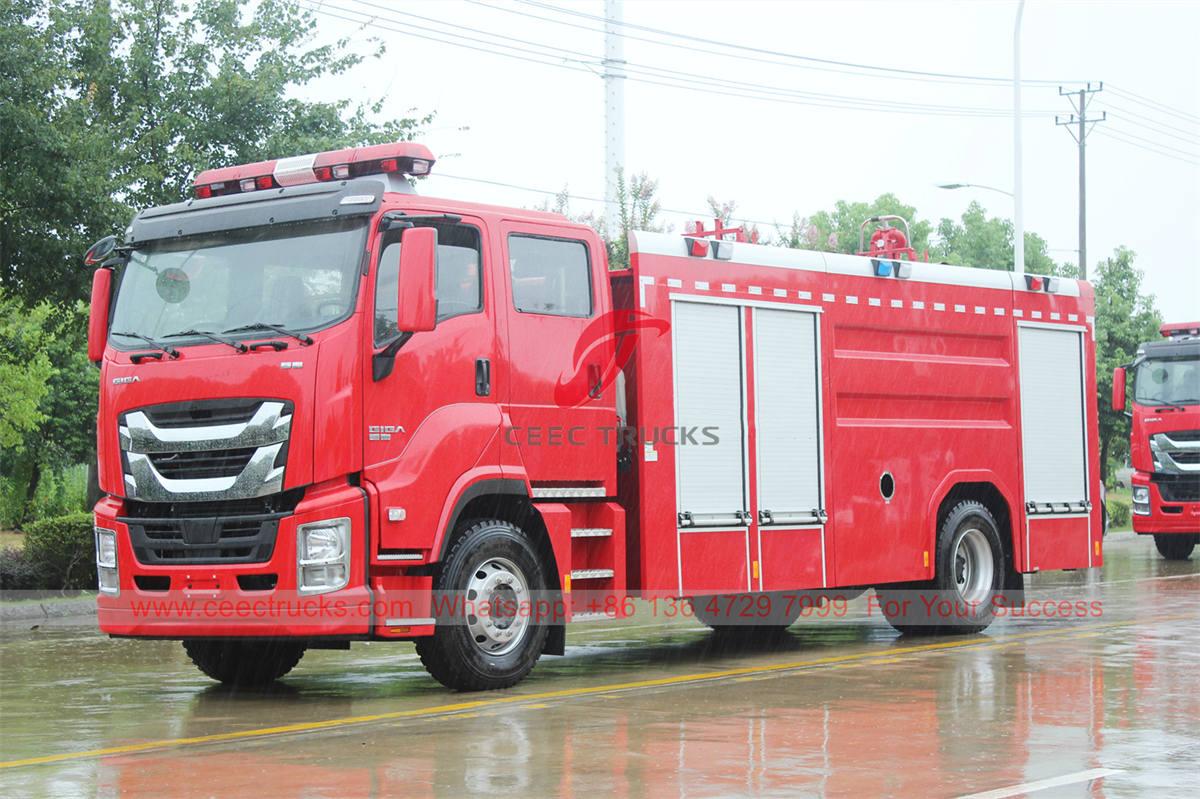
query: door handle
475 358 491 397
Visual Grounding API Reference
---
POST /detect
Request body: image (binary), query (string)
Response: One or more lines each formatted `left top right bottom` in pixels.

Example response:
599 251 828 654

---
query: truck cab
1112 322 1200 559
90 143 621 689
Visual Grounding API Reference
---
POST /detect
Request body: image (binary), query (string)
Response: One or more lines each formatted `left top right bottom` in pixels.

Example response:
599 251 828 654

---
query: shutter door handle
475 358 491 397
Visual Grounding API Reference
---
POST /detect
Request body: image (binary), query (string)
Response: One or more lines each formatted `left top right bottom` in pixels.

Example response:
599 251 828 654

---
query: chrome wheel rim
465 556 530 656
952 528 994 604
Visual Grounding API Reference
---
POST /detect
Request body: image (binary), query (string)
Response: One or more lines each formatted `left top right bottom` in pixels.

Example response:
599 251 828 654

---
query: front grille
1172 451 1200 466
1163 430 1200 442
142 398 263 428
119 397 292 502
122 513 283 564
1153 475 1200 503
148 446 259 479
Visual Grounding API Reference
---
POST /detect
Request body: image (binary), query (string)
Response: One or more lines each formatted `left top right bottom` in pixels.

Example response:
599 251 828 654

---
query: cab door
498 222 615 489
362 215 501 551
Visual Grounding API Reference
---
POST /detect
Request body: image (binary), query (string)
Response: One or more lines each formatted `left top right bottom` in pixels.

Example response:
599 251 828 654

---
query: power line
1096 125 1200 161
1098 106 1200 145
318 1 1060 119
434 172 788 229
510 0 1086 87
1096 129 1200 167
1106 84 1200 125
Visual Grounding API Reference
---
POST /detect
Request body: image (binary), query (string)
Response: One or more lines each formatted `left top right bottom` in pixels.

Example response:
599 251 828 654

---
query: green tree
932 201 1061 274
804 194 933 256
1092 247 1162 479
1 0 430 522
2 0 431 307
0 290 54 451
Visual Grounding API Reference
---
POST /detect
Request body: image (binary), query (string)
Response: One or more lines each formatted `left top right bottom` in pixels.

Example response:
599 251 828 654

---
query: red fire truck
86 142 1103 690
1111 322 1200 559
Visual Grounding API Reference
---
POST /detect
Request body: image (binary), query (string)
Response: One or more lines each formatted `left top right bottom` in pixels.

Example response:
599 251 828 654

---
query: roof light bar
193 142 435 199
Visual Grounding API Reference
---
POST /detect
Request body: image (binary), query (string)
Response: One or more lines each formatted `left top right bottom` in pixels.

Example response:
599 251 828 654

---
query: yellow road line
0 616 1174 770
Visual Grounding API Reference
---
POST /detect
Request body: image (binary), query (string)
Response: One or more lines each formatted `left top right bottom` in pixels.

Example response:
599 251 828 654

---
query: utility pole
1056 82 1106 280
603 0 625 228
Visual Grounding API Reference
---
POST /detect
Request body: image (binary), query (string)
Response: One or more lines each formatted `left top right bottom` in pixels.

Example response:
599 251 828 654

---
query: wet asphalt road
1 531 1198 798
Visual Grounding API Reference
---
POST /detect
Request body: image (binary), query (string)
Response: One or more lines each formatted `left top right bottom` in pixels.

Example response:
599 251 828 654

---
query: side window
508 235 592 317
374 222 483 344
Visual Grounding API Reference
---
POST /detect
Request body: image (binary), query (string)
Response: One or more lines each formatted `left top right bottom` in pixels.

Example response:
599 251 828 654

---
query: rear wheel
183 640 306 686
1154 534 1196 561
416 519 549 691
878 500 1005 636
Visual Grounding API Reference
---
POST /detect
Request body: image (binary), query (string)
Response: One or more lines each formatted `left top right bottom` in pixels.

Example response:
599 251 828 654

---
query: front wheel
416 518 550 691
1154 534 1197 561
183 639 306 686
878 500 1005 636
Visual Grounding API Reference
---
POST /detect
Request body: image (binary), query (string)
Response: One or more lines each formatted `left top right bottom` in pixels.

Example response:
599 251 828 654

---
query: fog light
95 528 119 595
297 518 351 594
1132 485 1151 516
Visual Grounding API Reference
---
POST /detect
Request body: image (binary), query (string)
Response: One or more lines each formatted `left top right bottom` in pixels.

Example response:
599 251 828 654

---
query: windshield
109 218 366 347
1134 356 1200 406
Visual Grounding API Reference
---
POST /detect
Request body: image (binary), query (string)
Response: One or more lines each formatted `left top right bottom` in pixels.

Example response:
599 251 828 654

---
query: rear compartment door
672 301 747 526
753 307 824 525
1018 324 1089 509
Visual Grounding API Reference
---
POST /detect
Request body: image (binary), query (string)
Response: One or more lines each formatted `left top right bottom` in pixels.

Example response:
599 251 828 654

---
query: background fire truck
86 143 1103 690
1111 322 1200 559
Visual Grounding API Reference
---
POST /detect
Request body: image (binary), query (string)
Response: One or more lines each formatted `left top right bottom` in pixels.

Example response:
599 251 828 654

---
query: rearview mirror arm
372 332 415 381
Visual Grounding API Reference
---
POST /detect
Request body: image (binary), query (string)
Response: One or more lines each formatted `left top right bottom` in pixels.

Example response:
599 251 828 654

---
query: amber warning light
193 142 435 199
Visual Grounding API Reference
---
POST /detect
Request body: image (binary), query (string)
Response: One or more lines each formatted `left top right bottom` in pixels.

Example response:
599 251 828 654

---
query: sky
299 0 1199 321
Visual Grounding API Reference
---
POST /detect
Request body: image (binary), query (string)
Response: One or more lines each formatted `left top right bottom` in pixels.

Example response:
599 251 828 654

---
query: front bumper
1131 473 1200 535
95 481 373 638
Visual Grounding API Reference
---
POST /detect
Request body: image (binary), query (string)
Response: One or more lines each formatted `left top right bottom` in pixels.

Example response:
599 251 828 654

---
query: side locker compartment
752 307 828 590
1017 324 1093 571
672 301 751 595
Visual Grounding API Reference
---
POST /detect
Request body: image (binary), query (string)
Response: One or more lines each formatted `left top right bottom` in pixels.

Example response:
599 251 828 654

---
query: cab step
570 568 615 580
570 527 613 538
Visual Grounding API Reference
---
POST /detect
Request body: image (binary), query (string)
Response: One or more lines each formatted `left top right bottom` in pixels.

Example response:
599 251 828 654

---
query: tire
878 500 1005 636
691 592 804 633
416 518 550 691
1154 534 1197 561
183 639 306 686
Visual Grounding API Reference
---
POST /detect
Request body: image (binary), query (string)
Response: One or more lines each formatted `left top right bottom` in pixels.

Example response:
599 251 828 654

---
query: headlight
1132 485 1151 515
297 518 351 594
95 527 119 594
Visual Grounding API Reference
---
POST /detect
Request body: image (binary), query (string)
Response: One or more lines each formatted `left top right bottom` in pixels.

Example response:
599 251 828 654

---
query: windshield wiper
111 331 179 361
162 328 248 353
223 322 313 346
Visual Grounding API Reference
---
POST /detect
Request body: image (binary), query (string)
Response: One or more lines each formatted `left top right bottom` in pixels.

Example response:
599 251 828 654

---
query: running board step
570 527 613 538
570 568 615 580
570 611 618 623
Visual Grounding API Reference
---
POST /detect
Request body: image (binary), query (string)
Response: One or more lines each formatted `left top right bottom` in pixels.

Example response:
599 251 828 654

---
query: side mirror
88 268 113 362
1111 366 1126 412
84 235 118 266
395 226 438 333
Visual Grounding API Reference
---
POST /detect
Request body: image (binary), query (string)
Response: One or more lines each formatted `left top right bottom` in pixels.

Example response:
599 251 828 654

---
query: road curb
0 598 97 623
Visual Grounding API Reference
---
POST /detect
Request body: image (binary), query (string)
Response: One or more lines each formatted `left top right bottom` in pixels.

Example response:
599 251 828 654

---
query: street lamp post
937 183 1014 198
1013 0 1026 275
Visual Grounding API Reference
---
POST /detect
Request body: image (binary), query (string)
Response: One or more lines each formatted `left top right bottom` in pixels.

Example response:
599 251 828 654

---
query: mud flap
543 624 565 656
